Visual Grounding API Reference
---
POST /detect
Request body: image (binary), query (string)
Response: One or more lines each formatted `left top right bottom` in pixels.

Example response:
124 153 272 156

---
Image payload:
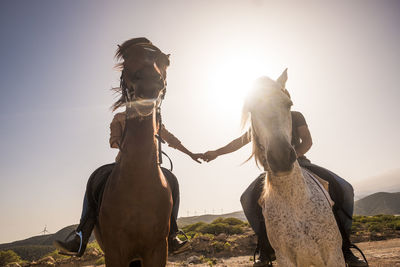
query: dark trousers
240 160 355 255
80 165 180 236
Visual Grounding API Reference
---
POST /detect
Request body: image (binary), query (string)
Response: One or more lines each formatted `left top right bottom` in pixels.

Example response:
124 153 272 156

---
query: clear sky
0 0 399 243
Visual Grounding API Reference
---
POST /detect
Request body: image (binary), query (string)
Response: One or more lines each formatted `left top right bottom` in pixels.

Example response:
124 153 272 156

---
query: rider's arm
292 111 313 158
203 131 251 162
161 125 202 163
109 113 124 149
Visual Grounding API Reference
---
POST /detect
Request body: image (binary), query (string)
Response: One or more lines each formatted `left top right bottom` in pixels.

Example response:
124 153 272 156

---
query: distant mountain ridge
353 169 400 199
177 211 247 227
354 192 400 216
0 225 82 261
0 225 77 250
0 212 247 259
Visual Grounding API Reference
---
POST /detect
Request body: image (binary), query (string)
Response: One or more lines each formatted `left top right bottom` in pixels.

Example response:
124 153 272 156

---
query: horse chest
263 195 308 238
262 177 344 266
100 173 172 228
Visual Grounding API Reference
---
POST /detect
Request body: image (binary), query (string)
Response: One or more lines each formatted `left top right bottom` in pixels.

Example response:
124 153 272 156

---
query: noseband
121 68 167 106
118 44 168 166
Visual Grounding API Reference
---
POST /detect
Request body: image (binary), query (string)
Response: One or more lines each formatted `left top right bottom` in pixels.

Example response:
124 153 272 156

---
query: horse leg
105 252 127 267
141 239 168 267
325 248 345 267
276 255 296 267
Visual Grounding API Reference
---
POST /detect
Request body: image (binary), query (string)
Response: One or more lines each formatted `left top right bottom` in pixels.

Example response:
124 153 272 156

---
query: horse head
242 68 296 175
113 37 170 117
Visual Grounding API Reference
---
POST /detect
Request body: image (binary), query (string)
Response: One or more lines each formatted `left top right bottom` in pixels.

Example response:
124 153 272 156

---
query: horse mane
241 102 263 169
111 38 150 111
241 76 280 168
115 37 152 60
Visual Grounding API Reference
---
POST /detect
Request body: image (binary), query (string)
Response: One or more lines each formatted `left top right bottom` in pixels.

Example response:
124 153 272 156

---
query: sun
204 52 280 121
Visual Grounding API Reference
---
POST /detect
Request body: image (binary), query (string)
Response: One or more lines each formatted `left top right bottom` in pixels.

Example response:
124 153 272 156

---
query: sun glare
205 53 280 121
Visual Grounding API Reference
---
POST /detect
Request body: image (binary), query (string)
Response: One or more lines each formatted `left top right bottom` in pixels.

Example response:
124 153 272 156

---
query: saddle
300 161 349 219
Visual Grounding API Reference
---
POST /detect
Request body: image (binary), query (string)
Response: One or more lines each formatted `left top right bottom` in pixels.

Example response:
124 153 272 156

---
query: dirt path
167 238 400 267
358 238 400 267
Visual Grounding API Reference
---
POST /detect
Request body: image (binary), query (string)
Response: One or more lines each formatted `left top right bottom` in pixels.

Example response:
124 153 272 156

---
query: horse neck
119 111 159 177
266 162 309 202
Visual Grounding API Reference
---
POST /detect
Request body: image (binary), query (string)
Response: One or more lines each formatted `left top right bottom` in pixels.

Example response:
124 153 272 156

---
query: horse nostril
267 150 277 167
289 148 297 163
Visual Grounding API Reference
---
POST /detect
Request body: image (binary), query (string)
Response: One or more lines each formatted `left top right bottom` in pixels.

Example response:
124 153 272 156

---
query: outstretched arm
203 131 251 162
161 125 202 163
173 143 203 164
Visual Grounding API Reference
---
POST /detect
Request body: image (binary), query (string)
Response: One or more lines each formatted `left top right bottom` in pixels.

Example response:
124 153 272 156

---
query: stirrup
348 243 369 267
253 248 273 267
177 229 189 241
169 230 190 255
56 230 83 256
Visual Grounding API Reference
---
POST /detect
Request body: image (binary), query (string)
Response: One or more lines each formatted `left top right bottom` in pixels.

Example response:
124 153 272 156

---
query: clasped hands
189 150 219 163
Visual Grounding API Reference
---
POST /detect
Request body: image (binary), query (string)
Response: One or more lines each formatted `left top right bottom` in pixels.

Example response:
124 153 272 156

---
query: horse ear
276 68 288 89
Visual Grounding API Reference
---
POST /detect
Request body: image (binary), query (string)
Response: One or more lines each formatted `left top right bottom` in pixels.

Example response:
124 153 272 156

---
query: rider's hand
190 153 203 164
202 151 218 162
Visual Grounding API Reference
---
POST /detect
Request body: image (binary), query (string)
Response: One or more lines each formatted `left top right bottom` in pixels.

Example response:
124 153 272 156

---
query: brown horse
94 38 173 267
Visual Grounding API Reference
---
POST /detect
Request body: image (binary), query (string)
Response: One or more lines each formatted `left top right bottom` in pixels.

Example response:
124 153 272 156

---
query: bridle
253 122 335 209
251 126 269 171
118 44 169 168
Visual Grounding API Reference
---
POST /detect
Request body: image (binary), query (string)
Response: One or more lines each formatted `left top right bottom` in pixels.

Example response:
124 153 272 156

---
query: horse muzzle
133 79 165 99
267 144 297 174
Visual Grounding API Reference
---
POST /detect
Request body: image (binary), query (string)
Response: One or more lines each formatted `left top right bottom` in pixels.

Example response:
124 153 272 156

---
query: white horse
241 69 345 267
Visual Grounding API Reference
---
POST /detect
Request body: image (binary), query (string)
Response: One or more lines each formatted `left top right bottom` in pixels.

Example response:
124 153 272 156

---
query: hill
354 192 400 216
0 212 245 261
0 225 76 250
0 224 96 261
353 169 400 199
4 216 399 266
177 211 247 227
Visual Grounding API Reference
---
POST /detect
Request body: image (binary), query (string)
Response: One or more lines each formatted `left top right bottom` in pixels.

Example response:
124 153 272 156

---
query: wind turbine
39 225 50 235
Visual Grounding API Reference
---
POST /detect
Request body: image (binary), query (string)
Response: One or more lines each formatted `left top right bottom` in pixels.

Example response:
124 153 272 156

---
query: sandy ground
166 238 400 267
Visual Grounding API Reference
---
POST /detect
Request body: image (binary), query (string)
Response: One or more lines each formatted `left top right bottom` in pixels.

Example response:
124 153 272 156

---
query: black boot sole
53 240 80 256
169 242 191 255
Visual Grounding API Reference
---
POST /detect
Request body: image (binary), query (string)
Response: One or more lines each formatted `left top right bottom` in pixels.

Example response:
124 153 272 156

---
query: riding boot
53 215 96 257
253 222 275 267
168 216 190 254
332 207 368 267
342 236 368 267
